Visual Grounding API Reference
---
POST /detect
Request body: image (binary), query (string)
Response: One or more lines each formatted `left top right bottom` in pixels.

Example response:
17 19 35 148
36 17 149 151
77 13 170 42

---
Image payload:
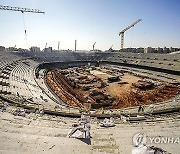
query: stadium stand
8 59 59 110
6 51 178 115
0 50 180 153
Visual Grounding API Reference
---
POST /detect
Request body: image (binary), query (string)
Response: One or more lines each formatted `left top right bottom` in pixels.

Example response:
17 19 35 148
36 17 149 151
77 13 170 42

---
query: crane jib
0 5 45 14
119 19 142 49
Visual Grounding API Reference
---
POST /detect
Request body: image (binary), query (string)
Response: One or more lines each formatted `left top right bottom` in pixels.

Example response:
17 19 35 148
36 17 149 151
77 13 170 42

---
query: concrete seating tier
15 51 180 73
0 52 23 94
9 59 59 110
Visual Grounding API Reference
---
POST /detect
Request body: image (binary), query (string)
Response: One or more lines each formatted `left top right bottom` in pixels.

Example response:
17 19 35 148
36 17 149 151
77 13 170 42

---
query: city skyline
0 0 180 50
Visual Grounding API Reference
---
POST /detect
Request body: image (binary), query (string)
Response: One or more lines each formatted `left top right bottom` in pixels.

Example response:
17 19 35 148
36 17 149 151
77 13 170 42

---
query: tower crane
0 5 44 44
93 42 96 51
119 19 142 49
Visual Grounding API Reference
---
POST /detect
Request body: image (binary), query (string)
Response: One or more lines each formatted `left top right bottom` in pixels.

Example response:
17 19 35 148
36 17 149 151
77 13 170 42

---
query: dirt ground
106 73 140 98
46 66 180 109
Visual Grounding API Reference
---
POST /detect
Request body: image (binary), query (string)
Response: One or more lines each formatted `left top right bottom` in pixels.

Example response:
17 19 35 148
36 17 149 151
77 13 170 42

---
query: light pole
75 40 77 51
58 41 60 51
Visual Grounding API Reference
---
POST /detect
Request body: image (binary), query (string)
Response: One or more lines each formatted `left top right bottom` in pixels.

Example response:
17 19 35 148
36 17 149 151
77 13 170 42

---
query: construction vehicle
108 76 119 83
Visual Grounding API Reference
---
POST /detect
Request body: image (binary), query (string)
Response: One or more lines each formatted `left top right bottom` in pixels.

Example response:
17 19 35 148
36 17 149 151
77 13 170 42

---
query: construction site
1 3 180 154
46 64 179 111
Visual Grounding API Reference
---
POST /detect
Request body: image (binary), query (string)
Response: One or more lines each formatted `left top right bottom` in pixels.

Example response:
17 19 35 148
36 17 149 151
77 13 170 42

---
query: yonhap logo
133 132 147 147
132 133 174 154
149 136 180 144
133 133 180 145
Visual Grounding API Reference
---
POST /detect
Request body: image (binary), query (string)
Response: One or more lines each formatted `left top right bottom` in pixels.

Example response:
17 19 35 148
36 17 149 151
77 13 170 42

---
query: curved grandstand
0 50 180 153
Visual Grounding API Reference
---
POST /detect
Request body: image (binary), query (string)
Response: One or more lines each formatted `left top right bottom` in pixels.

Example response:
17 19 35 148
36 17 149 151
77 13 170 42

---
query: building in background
44 47 53 52
156 47 163 53
144 47 155 53
6 47 18 52
0 46 6 52
30 46 41 52
163 47 170 53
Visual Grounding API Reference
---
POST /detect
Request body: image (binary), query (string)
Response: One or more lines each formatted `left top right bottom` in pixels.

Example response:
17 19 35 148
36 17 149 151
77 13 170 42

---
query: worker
138 105 144 113
17 92 20 97
79 108 83 113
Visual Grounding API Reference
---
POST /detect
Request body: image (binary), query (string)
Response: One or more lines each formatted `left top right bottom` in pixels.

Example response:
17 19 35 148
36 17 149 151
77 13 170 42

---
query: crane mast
119 19 142 49
93 42 96 51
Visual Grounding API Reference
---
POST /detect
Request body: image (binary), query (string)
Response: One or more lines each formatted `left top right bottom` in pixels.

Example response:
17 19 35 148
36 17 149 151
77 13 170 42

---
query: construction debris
132 145 171 154
100 117 115 127
89 90 115 109
68 115 91 139
147 145 171 154
12 108 26 117
0 102 9 111
132 79 155 90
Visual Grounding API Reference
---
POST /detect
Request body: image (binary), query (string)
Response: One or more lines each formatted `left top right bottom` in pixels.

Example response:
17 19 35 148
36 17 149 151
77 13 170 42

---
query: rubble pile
0 102 9 112
100 117 115 127
11 108 26 117
132 83 179 106
132 79 156 90
102 66 126 76
89 90 115 109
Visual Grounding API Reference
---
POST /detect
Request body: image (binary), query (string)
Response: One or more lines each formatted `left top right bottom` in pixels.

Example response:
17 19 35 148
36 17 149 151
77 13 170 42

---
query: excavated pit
46 65 180 110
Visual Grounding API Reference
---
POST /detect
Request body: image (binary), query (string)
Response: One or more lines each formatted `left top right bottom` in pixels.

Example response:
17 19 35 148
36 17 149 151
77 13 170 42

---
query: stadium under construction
0 4 180 154
0 50 180 153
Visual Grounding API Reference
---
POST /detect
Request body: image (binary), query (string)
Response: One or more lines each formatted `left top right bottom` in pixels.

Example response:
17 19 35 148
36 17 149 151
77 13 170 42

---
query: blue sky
0 0 180 50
